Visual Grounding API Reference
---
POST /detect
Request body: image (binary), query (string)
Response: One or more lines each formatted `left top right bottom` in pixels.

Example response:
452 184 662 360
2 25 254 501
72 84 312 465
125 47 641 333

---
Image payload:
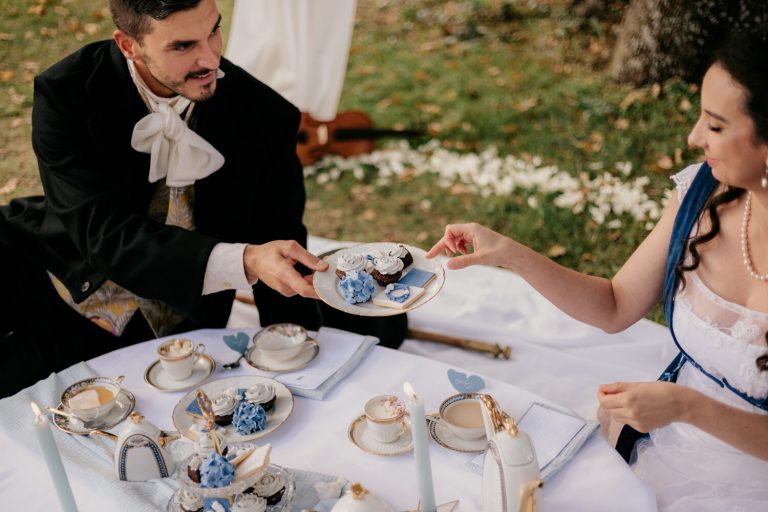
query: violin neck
333 128 422 140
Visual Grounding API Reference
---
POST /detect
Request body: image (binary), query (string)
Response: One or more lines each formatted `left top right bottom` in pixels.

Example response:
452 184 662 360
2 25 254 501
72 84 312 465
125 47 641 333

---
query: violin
296 110 422 166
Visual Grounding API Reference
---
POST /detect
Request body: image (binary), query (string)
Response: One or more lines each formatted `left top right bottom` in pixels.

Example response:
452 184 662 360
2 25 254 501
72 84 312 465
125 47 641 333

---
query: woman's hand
426 222 514 270
597 381 692 433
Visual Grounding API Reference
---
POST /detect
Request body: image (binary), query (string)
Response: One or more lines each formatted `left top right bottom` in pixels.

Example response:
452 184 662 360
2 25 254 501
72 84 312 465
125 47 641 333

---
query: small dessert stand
168 390 295 511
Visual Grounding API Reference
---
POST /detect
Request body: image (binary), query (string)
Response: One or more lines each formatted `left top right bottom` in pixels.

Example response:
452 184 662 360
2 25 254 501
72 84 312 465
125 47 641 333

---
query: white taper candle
403 382 436 512
30 401 79 512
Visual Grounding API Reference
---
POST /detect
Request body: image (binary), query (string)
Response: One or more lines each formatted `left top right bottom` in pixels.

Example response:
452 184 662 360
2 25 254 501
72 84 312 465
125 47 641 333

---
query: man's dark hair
109 0 202 40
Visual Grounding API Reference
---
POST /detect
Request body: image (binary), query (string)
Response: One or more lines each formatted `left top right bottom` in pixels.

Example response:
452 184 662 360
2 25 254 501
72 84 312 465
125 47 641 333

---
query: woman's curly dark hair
674 31 768 372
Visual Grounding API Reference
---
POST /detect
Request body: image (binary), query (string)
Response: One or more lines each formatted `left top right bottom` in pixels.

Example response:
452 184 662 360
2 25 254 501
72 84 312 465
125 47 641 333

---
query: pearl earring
763 164 768 189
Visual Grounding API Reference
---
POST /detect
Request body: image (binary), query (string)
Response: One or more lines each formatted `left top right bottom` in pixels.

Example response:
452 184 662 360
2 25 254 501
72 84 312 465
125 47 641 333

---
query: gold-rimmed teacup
158 338 205 381
60 375 124 423
364 395 408 444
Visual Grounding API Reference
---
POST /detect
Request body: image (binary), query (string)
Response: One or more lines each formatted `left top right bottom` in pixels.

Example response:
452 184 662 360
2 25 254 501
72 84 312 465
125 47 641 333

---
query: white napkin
269 327 379 400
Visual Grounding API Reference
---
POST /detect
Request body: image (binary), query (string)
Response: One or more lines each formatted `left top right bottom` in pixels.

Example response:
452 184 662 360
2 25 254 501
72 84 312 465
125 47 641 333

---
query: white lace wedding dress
631 165 768 511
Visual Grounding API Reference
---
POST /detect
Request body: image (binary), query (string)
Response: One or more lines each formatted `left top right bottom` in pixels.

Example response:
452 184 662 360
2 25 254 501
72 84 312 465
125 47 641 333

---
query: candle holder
405 500 459 512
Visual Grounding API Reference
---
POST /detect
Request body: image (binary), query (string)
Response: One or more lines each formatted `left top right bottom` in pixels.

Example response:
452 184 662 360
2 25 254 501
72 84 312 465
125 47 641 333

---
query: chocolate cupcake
186 454 203 484
252 472 286 505
389 244 413 268
335 253 368 279
243 384 276 412
371 256 404 286
231 494 267 512
212 394 238 426
178 488 203 512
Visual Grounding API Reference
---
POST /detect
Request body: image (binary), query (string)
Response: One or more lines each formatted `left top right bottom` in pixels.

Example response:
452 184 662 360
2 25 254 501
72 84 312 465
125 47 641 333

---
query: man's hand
244 240 329 299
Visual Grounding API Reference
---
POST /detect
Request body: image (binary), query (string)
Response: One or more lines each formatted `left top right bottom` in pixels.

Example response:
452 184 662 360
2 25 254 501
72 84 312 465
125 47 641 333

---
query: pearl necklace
740 192 768 282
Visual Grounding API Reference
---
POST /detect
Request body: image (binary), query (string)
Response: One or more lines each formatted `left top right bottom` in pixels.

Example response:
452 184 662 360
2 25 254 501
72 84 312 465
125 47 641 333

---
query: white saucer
52 389 135 435
144 354 216 392
427 415 486 454
348 414 413 456
246 339 319 372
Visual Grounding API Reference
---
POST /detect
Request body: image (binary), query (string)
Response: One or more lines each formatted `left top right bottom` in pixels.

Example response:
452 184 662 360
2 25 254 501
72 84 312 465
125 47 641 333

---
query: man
0 0 330 396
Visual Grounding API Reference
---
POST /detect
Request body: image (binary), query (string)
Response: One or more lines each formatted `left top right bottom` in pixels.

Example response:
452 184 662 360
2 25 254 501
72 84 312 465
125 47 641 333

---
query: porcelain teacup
364 395 408 444
158 338 205 381
61 375 124 423
439 393 486 440
253 323 307 362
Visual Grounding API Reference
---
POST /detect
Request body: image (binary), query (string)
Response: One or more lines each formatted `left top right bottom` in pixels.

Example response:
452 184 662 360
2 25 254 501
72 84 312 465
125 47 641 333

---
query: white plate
313 243 445 317
52 389 135 435
427 415 486 454
347 414 413 456
172 376 293 443
144 354 216 392
246 339 319 373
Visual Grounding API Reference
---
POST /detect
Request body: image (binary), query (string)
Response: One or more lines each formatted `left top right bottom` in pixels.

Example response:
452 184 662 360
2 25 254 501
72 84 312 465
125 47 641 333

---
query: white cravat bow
128 60 225 187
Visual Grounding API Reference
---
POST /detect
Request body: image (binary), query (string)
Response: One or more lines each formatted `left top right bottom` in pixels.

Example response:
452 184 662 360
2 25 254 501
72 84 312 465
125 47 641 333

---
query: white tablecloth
1 236 669 511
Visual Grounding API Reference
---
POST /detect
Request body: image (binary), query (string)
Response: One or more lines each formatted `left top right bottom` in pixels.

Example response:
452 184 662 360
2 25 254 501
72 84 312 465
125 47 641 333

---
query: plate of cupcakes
313 242 445 317
172 376 293 443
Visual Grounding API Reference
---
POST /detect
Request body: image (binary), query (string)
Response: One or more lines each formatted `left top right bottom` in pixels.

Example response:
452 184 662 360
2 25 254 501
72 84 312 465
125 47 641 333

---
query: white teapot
92 412 178 481
479 395 543 512
331 483 392 512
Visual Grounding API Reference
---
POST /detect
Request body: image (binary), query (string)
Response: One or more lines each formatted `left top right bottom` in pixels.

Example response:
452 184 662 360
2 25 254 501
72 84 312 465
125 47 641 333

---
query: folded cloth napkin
274 327 378 400
0 361 179 512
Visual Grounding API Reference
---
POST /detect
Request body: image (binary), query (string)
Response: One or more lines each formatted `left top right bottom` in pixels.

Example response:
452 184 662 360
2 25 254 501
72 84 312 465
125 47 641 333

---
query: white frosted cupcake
371 256 404 286
388 244 413 268
232 494 267 512
243 383 276 412
194 429 228 458
335 253 368 279
213 394 238 426
252 472 286 505
178 488 203 512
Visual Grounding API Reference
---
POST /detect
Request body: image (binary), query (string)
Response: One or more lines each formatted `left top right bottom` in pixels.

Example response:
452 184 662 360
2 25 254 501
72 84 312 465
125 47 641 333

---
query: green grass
0 0 703 324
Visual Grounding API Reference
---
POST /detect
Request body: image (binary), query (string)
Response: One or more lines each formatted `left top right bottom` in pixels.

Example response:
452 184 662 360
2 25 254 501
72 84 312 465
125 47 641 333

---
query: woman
427 32 768 511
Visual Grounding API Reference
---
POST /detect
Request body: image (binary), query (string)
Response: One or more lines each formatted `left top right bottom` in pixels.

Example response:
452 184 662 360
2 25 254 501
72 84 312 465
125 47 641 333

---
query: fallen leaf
487 66 501 77
413 70 429 81
11 118 22 128
449 183 471 195
418 103 443 115
613 118 629 130
547 244 567 258
620 89 646 110
362 209 376 221
27 5 45 15
513 97 538 112
0 70 15 82
54 6 69 16
679 98 692 111
427 122 443 134
651 83 662 98
674 148 683 165
416 231 428 242
581 252 594 262
655 154 674 171
83 23 101 35
0 33 15 41
0 178 19 195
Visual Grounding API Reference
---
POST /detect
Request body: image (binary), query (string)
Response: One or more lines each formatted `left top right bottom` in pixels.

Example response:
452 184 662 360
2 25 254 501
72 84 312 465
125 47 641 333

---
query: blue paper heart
447 369 485 393
223 332 250 354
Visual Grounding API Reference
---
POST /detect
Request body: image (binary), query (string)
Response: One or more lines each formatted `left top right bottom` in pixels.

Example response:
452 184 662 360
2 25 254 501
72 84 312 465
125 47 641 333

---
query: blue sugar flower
385 283 411 303
338 271 375 304
232 401 267 436
199 452 235 488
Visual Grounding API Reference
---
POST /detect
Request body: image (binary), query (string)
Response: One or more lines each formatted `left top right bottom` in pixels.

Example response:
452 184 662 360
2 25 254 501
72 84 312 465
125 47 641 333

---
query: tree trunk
610 0 768 85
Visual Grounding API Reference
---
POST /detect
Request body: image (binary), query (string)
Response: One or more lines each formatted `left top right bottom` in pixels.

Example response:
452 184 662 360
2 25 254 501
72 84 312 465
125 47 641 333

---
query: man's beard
144 62 217 102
